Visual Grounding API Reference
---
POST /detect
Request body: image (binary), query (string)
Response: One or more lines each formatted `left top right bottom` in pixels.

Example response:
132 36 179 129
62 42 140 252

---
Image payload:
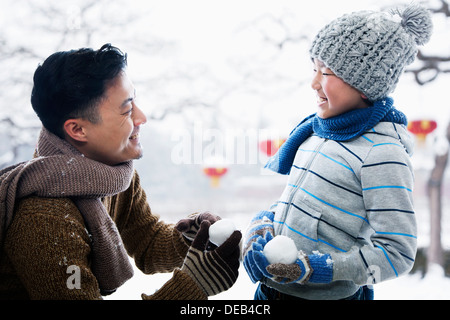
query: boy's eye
313 68 333 76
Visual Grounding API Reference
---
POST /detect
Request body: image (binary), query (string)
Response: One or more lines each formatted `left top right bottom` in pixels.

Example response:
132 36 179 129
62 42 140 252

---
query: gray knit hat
310 4 433 102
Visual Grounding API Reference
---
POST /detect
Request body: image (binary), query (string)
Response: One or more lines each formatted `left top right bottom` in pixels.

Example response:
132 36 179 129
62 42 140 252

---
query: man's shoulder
4 196 90 258
15 196 84 223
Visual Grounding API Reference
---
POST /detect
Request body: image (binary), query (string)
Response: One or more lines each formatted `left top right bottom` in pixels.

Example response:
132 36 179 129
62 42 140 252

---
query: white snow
107 261 450 300
263 235 298 265
208 219 237 246
106 210 450 300
1 0 448 301
374 264 450 300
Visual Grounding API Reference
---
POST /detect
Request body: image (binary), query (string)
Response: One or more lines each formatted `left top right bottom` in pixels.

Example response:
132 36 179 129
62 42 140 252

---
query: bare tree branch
405 51 450 85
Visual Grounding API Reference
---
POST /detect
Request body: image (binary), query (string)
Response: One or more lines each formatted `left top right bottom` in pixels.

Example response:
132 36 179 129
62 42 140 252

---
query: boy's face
69 71 147 166
311 59 369 119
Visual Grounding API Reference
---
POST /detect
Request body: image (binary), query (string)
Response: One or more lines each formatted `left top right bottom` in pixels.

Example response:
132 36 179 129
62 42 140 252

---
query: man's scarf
0 128 134 295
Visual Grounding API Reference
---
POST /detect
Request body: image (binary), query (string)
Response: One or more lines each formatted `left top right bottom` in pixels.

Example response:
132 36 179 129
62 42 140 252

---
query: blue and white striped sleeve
332 140 416 285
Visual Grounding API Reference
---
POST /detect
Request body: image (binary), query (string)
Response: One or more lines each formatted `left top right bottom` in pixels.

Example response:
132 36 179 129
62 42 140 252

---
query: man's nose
132 103 147 126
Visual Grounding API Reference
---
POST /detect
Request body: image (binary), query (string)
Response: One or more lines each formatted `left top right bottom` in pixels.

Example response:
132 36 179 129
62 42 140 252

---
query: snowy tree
427 123 450 269
405 0 450 272
0 0 237 168
0 0 163 167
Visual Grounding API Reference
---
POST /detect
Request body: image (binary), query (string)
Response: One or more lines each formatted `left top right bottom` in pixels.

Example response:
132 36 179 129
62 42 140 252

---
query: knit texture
264 253 333 285
310 4 433 101
0 127 135 294
142 269 207 300
1 170 197 299
242 210 275 257
265 97 407 174
181 221 241 297
175 212 221 244
307 253 333 284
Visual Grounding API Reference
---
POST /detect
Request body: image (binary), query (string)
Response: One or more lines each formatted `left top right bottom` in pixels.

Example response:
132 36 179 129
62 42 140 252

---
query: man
0 44 241 299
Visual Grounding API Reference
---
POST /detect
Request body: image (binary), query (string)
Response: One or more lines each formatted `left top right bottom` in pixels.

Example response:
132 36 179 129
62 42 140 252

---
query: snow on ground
106 209 450 300
374 264 450 300
106 262 450 300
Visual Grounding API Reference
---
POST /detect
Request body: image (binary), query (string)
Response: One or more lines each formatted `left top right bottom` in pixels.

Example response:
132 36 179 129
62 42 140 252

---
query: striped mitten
181 220 242 296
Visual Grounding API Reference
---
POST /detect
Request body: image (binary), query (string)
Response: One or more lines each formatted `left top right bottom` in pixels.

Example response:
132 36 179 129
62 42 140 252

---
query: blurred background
1 0 449 299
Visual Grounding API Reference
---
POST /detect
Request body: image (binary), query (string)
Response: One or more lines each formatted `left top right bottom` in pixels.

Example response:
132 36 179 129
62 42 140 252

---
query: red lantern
259 139 286 157
407 120 437 141
203 167 228 188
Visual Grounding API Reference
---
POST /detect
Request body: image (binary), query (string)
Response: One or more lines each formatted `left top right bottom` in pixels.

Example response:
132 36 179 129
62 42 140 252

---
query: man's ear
63 119 88 142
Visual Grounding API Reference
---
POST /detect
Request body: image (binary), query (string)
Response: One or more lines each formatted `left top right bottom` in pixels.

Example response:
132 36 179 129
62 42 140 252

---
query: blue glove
242 211 275 257
243 232 273 283
242 211 275 283
250 233 274 279
251 234 333 284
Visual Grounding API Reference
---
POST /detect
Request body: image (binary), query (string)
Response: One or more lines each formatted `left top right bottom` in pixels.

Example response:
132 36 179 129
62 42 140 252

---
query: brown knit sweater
0 170 207 300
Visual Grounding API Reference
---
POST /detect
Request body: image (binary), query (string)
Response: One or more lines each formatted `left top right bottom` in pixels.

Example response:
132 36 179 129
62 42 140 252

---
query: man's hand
175 212 221 244
181 220 242 296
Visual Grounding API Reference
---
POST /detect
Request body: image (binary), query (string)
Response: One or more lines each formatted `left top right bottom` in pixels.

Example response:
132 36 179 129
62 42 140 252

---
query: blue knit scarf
265 97 407 174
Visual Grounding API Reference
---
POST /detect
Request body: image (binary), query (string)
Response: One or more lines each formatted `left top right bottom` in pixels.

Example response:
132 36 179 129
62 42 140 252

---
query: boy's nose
311 75 321 91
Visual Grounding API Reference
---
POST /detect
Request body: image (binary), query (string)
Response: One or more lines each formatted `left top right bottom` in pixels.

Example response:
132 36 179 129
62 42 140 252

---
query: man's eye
122 108 133 116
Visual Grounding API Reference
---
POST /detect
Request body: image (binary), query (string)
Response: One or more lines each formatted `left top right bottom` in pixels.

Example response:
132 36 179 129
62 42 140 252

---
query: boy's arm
332 142 416 284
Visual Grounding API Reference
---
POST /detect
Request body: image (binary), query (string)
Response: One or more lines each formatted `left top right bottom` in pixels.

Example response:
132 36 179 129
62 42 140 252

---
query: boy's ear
361 93 369 100
63 119 88 142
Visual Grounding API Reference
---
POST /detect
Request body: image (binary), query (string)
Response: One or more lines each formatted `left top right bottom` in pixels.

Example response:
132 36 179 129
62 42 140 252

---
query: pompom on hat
310 3 433 102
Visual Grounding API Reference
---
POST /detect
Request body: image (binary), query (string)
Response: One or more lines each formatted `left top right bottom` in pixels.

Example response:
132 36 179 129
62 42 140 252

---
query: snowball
208 219 237 246
263 235 298 264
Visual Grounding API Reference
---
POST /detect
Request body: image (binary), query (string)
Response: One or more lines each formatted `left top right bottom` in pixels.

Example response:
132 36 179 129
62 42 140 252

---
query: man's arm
105 170 189 275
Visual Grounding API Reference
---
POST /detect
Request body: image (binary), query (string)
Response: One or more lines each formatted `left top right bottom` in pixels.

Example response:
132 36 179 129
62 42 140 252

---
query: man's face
79 71 147 166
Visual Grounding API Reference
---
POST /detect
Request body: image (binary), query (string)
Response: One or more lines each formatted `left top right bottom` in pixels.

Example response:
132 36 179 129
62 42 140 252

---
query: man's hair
31 43 128 138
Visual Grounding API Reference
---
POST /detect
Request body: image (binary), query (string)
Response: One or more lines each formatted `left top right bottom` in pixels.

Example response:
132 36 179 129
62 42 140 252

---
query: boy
243 4 433 300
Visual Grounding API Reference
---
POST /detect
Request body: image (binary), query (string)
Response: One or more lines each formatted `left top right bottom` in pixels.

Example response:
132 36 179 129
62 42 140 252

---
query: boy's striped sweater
265 122 416 299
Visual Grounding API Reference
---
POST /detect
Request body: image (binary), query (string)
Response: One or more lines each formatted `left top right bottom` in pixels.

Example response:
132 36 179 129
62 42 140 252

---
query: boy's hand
265 252 333 284
247 234 334 284
242 211 275 258
243 232 273 283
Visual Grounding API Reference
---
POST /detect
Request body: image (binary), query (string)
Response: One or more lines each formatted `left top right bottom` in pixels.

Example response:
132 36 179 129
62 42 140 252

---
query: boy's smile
311 59 370 119
316 95 328 106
